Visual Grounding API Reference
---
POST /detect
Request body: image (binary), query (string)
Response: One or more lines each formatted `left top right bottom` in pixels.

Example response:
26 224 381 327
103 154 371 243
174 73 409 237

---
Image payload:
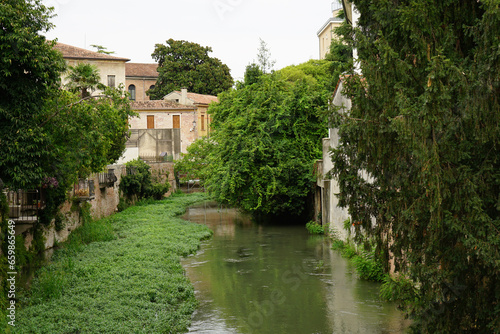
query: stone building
125 63 158 101
54 42 129 91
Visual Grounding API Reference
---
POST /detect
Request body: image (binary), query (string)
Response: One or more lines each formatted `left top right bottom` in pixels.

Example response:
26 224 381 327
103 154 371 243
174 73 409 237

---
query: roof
172 91 219 105
131 100 195 111
126 63 158 78
317 17 344 36
54 42 130 62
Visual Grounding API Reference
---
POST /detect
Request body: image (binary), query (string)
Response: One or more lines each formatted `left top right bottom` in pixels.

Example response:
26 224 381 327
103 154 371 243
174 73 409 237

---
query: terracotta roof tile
54 42 130 61
131 100 195 110
126 63 159 78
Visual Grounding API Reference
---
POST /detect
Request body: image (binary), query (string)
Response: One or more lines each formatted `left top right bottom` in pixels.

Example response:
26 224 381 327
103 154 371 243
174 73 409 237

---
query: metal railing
5 189 45 223
74 179 95 200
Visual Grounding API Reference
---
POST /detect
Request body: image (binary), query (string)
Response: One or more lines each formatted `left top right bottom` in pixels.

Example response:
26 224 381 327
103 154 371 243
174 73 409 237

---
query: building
54 42 129 91
317 2 344 59
164 89 218 138
125 63 158 101
317 0 361 239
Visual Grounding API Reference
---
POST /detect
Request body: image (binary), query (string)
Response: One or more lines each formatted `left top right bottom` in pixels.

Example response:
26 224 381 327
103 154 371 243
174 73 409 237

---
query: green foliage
331 240 384 282
331 1 500 331
0 0 66 189
14 193 212 333
0 0 135 232
148 39 233 99
206 72 328 217
174 137 214 184
380 275 418 305
119 159 170 201
305 221 325 235
242 63 263 86
64 63 105 98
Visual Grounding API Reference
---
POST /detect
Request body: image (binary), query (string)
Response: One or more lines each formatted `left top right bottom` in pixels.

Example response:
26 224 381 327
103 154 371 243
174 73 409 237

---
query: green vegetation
119 159 170 203
331 1 500 332
206 71 328 217
148 39 233 99
174 137 213 185
13 193 212 333
305 221 325 235
331 239 384 282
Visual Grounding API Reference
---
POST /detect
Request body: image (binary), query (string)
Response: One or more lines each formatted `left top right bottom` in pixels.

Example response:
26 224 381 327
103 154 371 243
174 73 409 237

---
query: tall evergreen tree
331 1 500 332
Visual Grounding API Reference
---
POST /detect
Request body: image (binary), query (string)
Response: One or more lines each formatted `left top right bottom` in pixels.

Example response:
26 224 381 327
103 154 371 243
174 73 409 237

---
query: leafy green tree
242 63 263 87
0 0 66 188
0 0 135 221
206 73 328 217
330 0 499 332
65 63 105 98
148 39 233 99
174 137 214 184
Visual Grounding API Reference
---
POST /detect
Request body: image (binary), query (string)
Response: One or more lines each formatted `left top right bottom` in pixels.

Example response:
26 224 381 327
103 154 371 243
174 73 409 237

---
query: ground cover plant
13 192 212 334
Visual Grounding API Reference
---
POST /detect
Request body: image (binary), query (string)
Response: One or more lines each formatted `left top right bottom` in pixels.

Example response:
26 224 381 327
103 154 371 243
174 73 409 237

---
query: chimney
180 88 187 105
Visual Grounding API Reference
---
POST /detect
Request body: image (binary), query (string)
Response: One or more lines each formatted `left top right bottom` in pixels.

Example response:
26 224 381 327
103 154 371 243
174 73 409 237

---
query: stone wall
18 162 176 251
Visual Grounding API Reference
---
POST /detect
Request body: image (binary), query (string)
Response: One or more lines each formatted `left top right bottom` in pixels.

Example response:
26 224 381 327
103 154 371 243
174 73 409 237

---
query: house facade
317 2 344 59
54 43 129 91
125 63 158 101
317 0 360 239
164 89 218 138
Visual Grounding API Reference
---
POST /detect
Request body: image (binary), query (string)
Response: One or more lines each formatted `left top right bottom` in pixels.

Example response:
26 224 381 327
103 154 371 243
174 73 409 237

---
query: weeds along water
13 192 212 334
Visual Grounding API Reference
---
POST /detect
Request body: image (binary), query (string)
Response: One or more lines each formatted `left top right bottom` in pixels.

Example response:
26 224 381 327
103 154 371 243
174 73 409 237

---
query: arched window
149 85 155 90
128 84 136 100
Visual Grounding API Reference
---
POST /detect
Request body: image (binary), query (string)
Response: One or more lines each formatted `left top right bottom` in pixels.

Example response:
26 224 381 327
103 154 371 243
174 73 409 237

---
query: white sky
42 0 335 81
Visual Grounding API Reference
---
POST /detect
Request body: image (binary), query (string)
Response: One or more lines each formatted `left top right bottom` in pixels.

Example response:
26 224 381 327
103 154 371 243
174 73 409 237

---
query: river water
181 201 410 334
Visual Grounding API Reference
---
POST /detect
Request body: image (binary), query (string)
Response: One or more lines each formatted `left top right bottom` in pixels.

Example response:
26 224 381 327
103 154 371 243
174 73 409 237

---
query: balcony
74 179 95 201
5 189 45 223
98 169 117 188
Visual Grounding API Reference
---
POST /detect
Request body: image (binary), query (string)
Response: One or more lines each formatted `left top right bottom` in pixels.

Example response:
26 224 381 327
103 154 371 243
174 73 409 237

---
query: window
128 85 136 100
149 85 155 90
147 115 154 129
201 115 205 131
107 75 115 88
172 115 180 129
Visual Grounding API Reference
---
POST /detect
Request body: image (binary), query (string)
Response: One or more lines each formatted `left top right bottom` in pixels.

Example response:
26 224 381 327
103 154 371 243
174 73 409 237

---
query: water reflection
181 201 409 334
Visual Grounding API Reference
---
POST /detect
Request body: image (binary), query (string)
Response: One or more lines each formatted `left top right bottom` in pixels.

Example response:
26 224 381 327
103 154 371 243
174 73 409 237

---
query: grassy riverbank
13 192 212 334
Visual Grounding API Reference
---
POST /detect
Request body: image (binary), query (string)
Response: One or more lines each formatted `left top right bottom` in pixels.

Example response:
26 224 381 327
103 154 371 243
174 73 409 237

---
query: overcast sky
41 0 336 81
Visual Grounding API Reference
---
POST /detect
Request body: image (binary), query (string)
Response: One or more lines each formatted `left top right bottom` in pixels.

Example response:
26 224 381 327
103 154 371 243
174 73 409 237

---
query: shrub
120 159 170 201
305 221 325 234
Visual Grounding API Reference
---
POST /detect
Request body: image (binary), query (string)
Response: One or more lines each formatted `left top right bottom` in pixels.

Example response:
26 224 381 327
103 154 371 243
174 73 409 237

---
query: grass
12 192 212 334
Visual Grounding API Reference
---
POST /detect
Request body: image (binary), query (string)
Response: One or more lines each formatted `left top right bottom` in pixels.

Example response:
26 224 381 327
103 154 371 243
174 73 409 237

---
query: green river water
181 201 410 334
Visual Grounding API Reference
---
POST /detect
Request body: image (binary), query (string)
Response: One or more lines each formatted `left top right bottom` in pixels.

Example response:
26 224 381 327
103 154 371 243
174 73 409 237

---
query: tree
330 1 499 332
256 38 275 74
90 44 115 55
206 73 328 217
174 137 214 185
65 63 105 98
148 39 233 99
0 0 135 211
0 0 66 188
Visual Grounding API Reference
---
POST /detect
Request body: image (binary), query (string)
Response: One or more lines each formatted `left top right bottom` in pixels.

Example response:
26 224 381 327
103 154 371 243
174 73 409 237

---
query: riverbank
11 192 212 333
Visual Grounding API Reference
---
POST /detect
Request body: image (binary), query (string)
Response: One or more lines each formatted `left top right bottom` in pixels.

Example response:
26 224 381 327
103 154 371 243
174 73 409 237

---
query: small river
181 201 410 334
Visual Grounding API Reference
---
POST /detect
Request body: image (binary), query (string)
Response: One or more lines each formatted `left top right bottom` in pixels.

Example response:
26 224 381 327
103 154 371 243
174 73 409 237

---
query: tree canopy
205 70 328 218
148 39 233 99
330 0 499 332
0 0 135 190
